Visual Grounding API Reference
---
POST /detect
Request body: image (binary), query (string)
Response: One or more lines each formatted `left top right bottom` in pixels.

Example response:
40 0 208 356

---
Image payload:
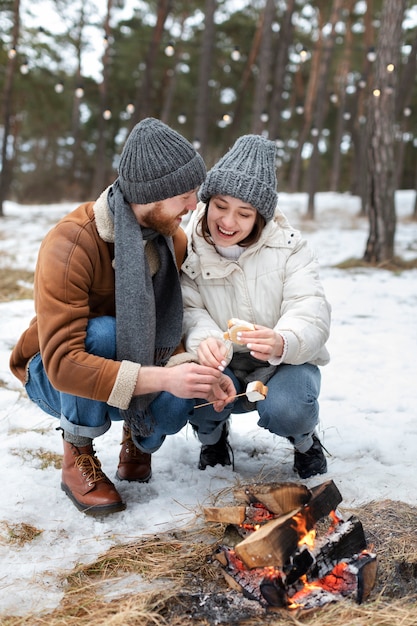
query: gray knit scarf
107 181 183 438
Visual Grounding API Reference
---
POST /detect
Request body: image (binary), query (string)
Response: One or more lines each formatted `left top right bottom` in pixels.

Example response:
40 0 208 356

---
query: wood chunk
203 506 247 525
234 509 301 569
234 481 343 570
309 516 368 580
234 482 312 516
307 480 343 524
356 553 378 603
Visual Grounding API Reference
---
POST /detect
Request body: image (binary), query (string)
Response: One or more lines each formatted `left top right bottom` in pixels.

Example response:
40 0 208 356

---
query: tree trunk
91 0 113 198
394 30 417 190
351 0 375 214
193 0 216 158
132 0 172 125
306 0 345 218
268 0 295 140
250 0 275 135
0 0 20 216
329 0 355 192
225 12 264 148
364 0 406 263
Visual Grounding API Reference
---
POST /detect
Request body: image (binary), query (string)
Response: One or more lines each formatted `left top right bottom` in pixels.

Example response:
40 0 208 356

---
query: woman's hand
238 325 284 362
197 337 230 371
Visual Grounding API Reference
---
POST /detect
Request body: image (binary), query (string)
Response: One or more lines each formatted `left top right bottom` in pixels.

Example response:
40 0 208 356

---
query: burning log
203 502 276 526
204 506 247 525
235 480 343 569
285 515 368 584
234 481 311 516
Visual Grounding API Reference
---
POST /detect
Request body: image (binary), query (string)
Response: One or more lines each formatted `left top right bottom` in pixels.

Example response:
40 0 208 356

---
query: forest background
1 0 417 264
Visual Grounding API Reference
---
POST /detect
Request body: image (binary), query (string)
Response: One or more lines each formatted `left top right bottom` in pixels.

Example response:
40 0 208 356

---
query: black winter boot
293 434 328 479
198 423 233 470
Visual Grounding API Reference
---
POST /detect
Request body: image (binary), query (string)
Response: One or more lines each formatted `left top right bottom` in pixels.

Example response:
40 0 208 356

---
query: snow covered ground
0 191 416 617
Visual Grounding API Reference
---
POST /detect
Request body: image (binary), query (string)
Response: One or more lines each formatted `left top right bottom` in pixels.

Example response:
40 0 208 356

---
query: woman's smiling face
206 195 257 247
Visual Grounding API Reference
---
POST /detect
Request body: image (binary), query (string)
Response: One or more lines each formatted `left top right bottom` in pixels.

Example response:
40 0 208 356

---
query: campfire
203 480 377 611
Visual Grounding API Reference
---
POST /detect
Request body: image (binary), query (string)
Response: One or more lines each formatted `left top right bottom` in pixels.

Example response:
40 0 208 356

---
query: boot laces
75 453 107 487
120 430 139 457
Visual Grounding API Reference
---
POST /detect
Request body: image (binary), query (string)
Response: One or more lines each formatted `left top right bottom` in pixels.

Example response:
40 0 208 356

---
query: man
10 118 235 516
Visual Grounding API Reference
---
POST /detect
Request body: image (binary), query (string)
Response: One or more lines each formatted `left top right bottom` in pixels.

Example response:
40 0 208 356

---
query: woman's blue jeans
25 316 321 454
190 363 321 453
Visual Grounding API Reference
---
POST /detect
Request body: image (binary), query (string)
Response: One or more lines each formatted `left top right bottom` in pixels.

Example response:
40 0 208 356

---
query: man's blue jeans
25 316 321 454
25 316 194 443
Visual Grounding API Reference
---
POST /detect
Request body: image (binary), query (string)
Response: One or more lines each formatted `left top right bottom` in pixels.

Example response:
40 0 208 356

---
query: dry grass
0 521 43 546
9 447 63 470
2 500 417 626
335 256 417 272
0 267 34 301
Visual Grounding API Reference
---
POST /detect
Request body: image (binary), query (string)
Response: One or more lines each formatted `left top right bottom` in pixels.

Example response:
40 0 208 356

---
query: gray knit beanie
199 134 278 222
118 118 206 204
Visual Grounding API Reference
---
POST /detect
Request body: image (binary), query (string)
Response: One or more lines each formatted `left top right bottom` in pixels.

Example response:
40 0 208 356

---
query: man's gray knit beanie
118 117 206 204
199 134 278 222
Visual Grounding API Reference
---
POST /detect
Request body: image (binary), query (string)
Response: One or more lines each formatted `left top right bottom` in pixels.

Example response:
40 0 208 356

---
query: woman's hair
197 201 266 248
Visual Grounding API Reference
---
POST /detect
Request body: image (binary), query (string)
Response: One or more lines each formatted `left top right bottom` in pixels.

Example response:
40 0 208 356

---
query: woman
181 134 331 479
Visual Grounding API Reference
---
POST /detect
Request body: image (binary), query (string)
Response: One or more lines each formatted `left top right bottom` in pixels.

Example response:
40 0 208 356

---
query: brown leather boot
61 439 125 516
116 423 152 482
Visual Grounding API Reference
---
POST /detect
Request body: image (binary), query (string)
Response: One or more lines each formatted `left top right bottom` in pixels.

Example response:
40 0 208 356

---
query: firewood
234 509 301 569
234 481 344 570
233 482 312 516
203 506 247 525
306 480 343 524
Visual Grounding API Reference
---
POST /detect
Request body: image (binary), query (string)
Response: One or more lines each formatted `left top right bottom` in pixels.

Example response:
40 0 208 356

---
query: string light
404 106 412 117
164 41 175 57
298 46 308 63
103 109 112 120
8 47 17 59
260 111 269 123
231 46 241 61
75 85 84 98
126 103 135 115
177 113 187 124
386 63 395 72
373 88 381 97
367 46 376 62
55 81 64 93
20 58 29 74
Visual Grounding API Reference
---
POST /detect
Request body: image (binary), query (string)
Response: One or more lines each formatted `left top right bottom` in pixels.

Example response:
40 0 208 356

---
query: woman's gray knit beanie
118 118 206 204
199 134 278 222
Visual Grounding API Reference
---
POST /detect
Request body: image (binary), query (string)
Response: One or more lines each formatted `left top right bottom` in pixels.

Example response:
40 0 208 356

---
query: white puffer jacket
181 203 331 367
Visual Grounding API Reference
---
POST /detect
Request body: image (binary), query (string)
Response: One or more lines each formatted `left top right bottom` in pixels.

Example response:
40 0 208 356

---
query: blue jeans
25 316 194 446
130 362 321 453
189 363 321 453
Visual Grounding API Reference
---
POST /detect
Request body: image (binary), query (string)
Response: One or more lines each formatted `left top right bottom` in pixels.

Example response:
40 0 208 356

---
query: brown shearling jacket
9 189 188 410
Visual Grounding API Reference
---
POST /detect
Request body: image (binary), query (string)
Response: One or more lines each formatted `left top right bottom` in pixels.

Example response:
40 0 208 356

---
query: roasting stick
194 381 268 409
194 391 247 409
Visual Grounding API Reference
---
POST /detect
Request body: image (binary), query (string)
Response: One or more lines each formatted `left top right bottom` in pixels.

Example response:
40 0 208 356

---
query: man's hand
204 373 236 412
135 362 235 404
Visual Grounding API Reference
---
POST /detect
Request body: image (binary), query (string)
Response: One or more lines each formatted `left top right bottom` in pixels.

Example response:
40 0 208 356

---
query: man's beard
142 202 183 237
